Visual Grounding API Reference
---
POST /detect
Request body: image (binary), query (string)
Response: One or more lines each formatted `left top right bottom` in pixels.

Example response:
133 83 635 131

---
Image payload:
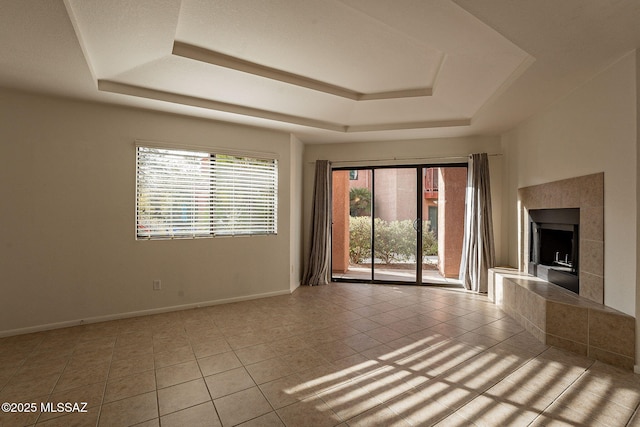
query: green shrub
348 216 371 264
349 217 438 265
422 222 438 257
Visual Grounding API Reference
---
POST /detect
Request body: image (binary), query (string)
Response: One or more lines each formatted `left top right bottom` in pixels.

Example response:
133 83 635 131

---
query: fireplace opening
529 208 579 294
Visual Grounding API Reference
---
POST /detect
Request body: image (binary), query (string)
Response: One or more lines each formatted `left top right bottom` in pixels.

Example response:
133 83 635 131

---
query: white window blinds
136 146 277 239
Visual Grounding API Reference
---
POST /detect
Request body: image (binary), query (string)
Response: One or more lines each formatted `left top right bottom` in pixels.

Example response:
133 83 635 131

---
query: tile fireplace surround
519 172 604 304
490 173 635 370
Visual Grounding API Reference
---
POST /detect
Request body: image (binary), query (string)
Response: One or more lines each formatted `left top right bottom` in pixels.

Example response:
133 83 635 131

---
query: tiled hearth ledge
489 267 635 370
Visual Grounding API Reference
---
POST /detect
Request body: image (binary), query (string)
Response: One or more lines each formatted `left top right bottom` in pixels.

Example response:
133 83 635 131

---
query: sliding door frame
331 162 467 286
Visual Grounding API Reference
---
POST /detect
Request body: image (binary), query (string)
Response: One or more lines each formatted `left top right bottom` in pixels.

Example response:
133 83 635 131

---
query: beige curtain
459 153 495 293
303 160 332 286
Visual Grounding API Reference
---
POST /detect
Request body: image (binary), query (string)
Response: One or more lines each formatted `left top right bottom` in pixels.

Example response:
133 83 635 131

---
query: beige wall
502 50 638 317
0 89 300 335
289 134 304 292
303 136 505 276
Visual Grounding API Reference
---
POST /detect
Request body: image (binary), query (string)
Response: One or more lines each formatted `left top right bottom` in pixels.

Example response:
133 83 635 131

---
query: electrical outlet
153 280 161 290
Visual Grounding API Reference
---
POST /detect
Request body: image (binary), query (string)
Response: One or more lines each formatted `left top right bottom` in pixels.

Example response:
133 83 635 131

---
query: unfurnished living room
2 1 640 426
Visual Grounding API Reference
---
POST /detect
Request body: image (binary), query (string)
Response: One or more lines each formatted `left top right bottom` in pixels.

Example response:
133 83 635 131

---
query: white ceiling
1 0 639 143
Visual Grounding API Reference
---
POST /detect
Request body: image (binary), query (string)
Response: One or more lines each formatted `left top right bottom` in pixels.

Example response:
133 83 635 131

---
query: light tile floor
1 282 640 426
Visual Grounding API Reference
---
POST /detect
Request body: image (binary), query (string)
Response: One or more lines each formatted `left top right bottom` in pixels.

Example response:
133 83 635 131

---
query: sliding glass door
331 164 467 285
372 168 418 282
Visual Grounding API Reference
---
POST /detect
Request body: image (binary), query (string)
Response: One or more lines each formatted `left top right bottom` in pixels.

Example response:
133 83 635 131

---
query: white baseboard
0 289 291 338
290 280 301 293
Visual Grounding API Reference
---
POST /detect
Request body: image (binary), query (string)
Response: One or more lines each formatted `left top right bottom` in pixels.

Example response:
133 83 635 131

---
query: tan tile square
268 336 309 357
346 403 411 427
98 391 158 426
235 343 278 365
156 360 202 389
130 418 160 427
109 354 155 379
205 367 255 399
31 409 100 427
538 399 610 427
571 374 640 410
198 351 242 377
154 345 195 368
73 336 116 354
104 370 156 403
359 344 395 361
322 325 361 340
457 394 542 427
214 386 273 426
39 382 105 422
153 335 191 353
276 397 340 427
342 333 383 353
385 320 431 336
485 380 555 411
580 240 604 276
261 326 295 342
588 309 635 357
280 349 328 373
245 358 296 385
427 322 469 338
331 354 379 378
237 411 284 427
258 374 315 409
187 326 224 341
0 373 60 400
0 397 44 426
226 332 268 350
294 364 353 396
414 379 479 412
66 352 113 373
367 312 402 325
157 378 211 416
311 341 357 362
580 272 604 304
454 332 501 349
116 332 153 349
427 309 460 322
349 318 382 333
319 380 384 420
364 326 405 344
11 358 67 383
628 407 640 427
554 387 637 426
192 339 233 359
112 343 154 361
160 401 221 427
360 366 415 398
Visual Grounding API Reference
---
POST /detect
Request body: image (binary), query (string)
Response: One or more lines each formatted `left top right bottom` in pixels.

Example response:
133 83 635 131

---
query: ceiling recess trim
98 80 346 132
98 80 470 132
172 41 433 101
346 119 470 132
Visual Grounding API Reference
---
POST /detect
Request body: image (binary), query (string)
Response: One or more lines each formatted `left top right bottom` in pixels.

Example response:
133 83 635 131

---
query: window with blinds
136 146 278 239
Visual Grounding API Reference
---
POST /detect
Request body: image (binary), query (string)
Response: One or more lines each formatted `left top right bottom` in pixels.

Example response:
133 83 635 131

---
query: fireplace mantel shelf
489 267 635 370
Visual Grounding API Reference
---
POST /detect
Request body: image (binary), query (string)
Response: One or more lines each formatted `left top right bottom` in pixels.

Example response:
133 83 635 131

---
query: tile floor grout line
524 358 596 426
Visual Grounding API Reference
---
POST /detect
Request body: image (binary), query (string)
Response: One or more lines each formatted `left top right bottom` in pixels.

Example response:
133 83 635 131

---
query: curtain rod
308 153 502 165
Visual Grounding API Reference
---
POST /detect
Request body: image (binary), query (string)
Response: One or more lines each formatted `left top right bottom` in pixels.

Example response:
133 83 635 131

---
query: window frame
135 142 278 240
